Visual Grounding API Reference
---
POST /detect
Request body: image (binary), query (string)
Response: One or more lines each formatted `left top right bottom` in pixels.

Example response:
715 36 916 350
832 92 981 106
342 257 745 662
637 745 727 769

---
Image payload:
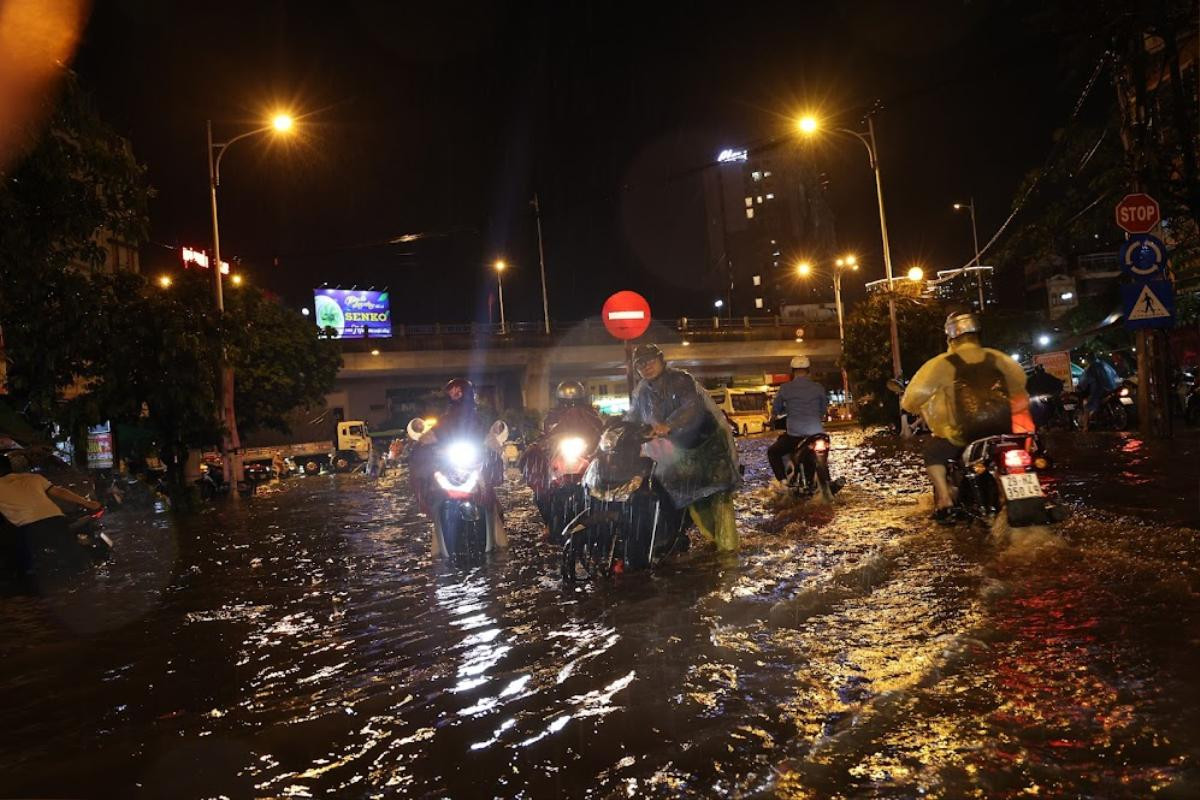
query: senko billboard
312 289 392 338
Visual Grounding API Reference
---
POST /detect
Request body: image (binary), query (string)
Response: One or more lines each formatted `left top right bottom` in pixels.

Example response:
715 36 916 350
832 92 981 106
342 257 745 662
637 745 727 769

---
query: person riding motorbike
519 381 604 535
767 355 828 492
627 344 741 551
0 453 103 575
1025 364 1065 429
901 312 1034 524
1076 355 1120 432
408 379 507 555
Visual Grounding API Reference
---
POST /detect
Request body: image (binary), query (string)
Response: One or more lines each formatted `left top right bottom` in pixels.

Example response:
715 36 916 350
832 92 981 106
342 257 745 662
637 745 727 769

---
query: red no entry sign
601 291 651 340
1115 193 1160 234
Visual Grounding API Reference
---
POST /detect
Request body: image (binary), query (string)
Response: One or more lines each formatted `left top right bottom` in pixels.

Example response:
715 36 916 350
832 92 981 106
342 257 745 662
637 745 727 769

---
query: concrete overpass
326 317 842 425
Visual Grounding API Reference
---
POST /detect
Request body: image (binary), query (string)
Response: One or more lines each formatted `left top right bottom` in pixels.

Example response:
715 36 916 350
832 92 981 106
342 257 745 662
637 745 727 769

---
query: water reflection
0 432 1197 798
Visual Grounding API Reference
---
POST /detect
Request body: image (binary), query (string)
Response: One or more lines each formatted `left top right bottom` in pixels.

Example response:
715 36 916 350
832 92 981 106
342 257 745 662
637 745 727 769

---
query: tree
842 292 946 425
223 286 342 436
0 74 150 422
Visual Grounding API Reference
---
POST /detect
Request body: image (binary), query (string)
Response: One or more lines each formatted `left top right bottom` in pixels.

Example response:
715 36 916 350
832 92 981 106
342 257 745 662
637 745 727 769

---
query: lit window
772 251 781 257
752 171 762 181
770 239 776 245
756 196 763 204
766 193 775 200
763 171 772 177
745 197 753 207
773 261 778 267
746 208 754 219
753 275 761 286
755 298 764 309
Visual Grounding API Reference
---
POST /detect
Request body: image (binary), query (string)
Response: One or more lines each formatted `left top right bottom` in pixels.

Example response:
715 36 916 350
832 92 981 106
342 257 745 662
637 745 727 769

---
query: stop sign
601 291 652 340
1115 192 1160 234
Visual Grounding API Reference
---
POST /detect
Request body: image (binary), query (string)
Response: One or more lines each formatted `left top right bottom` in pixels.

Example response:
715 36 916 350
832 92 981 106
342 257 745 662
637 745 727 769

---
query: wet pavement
2 430 1199 798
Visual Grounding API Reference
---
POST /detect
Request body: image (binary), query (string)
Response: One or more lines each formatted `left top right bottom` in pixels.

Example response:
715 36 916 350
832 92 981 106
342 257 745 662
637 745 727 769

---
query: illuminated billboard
312 289 392 338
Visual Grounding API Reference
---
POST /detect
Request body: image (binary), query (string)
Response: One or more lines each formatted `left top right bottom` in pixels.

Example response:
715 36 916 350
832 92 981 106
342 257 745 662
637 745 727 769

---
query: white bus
709 387 770 435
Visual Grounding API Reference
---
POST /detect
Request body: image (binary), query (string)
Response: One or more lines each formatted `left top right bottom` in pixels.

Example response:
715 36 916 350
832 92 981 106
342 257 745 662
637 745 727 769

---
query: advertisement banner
313 289 392 338
1033 350 1074 389
87 422 114 470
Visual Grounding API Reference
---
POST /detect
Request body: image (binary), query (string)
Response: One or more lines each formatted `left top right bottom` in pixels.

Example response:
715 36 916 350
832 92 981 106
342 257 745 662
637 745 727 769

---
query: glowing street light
230 274 244 287
301 307 310 316
207 108 299 485
953 197 985 311
713 299 724 310
493 259 507 333
797 109 905 431
796 261 812 277
1037 334 1051 347
907 266 924 282
795 256 860 405
158 275 173 289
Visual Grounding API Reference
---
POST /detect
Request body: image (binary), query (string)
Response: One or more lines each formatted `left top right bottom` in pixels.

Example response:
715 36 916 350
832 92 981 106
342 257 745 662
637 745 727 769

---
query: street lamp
493 259 507 333
207 110 297 485
158 275 173 289
301 307 310 316
714 299 724 310
907 266 924 282
798 111 905 408
796 255 859 406
230 274 244 287
953 198 985 311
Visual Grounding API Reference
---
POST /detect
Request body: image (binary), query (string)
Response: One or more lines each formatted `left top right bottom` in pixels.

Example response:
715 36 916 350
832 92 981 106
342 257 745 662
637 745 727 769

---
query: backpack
945 352 1011 442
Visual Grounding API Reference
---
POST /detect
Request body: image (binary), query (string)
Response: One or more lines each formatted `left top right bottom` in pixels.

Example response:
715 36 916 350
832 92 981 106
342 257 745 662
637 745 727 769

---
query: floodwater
2 430 1199 799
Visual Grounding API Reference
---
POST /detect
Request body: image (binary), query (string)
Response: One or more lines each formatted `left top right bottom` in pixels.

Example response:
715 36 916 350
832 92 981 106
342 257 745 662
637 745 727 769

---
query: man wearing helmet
767 354 829 491
628 343 741 551
519 380 604 536
901 311 1034 523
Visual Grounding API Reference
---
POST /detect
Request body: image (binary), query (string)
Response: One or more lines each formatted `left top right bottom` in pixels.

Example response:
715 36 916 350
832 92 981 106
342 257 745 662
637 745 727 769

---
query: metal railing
338 317 840 352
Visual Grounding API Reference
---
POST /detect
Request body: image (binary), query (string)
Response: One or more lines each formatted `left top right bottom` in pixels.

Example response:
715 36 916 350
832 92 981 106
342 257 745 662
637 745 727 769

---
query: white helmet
944 312 981 341
790 355 811 370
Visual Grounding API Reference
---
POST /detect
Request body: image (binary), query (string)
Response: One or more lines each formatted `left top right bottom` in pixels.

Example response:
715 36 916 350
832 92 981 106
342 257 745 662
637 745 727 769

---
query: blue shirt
772 376 828 437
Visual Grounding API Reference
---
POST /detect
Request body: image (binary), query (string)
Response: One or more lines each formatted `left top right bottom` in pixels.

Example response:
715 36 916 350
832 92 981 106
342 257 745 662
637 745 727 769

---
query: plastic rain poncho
628 367 741 550
901 339 1033 447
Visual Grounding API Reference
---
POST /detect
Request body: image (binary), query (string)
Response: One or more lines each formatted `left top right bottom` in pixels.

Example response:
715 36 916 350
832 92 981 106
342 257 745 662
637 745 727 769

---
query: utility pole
531 194 551 335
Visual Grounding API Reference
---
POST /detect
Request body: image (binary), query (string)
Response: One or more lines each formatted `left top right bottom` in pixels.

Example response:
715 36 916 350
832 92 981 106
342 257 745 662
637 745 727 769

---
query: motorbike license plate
1119 396 1134 406
1000 472 1044 500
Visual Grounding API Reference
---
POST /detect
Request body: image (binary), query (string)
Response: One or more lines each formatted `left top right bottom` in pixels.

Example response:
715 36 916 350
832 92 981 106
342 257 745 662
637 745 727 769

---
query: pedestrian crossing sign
1121 280 1175 329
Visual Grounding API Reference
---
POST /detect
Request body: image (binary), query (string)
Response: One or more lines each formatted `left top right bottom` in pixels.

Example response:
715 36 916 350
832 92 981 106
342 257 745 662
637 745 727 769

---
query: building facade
702 144 836 316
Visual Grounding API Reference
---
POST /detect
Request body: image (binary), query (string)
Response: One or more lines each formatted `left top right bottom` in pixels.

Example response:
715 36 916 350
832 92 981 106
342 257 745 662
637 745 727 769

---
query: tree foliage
0 74 150 419
842 292 946 424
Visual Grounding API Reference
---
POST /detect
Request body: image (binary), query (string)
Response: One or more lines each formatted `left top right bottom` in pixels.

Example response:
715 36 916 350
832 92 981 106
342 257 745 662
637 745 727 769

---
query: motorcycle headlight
447 441 480 470
558 436 587 463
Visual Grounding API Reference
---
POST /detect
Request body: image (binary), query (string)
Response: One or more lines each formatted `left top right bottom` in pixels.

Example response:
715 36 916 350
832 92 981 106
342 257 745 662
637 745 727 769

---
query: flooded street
2 431 1199 799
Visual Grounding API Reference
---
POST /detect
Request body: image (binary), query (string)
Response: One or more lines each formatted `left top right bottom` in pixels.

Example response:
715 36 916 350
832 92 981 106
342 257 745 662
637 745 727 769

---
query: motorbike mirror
490 419 509 445
885 379 904 395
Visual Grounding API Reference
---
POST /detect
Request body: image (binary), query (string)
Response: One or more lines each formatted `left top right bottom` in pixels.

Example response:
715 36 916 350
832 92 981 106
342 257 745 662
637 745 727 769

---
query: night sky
71 0 1068 324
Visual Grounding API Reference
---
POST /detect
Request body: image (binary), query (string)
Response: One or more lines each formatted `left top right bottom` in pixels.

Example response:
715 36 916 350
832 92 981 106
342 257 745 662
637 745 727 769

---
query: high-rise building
702 144 835 316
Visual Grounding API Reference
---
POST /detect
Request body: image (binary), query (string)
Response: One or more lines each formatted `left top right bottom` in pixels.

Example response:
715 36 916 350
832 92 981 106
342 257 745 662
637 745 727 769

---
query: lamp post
953 198 986 311
799 111 907 434
207 112 294 485
797 255 858 406
798 113 902 383
531 194 551 334
494 259 507 334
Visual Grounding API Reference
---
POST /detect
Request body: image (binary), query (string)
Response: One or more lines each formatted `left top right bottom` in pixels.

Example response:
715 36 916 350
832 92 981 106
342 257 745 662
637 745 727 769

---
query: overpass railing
340 317 840 352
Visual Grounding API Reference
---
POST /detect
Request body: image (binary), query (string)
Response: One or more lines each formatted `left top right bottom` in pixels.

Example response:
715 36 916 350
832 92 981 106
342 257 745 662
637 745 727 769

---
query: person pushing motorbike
627 344 741 551
901 312 1034 524
519 381 604 535
767 355 828 492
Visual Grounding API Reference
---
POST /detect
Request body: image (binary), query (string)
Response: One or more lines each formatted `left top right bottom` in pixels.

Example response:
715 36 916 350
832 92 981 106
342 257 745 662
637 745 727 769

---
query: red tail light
1002 449 1032 469
813 439 828 452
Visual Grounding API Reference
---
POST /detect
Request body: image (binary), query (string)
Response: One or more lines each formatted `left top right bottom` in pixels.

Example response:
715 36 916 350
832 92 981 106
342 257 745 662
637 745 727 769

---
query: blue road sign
1119 235 1167 279
1122 280 1175 330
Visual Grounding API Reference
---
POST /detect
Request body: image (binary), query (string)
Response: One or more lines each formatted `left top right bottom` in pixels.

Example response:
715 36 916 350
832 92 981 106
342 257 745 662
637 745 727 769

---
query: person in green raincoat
627 344 741 551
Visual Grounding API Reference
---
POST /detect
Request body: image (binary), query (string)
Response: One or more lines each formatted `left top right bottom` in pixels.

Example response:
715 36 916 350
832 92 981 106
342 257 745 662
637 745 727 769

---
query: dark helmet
632 343 664 367
444 378 475 405
555 380 587 405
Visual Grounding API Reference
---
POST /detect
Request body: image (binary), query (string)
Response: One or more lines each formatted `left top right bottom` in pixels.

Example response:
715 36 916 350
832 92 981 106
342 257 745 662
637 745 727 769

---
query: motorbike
560 421 689 583
1 506 111 582
771 416 840 500
521 423 598 542
1030 391 1078 430
1076 382 1135 431
886 379 1070 529
408 417 508 559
